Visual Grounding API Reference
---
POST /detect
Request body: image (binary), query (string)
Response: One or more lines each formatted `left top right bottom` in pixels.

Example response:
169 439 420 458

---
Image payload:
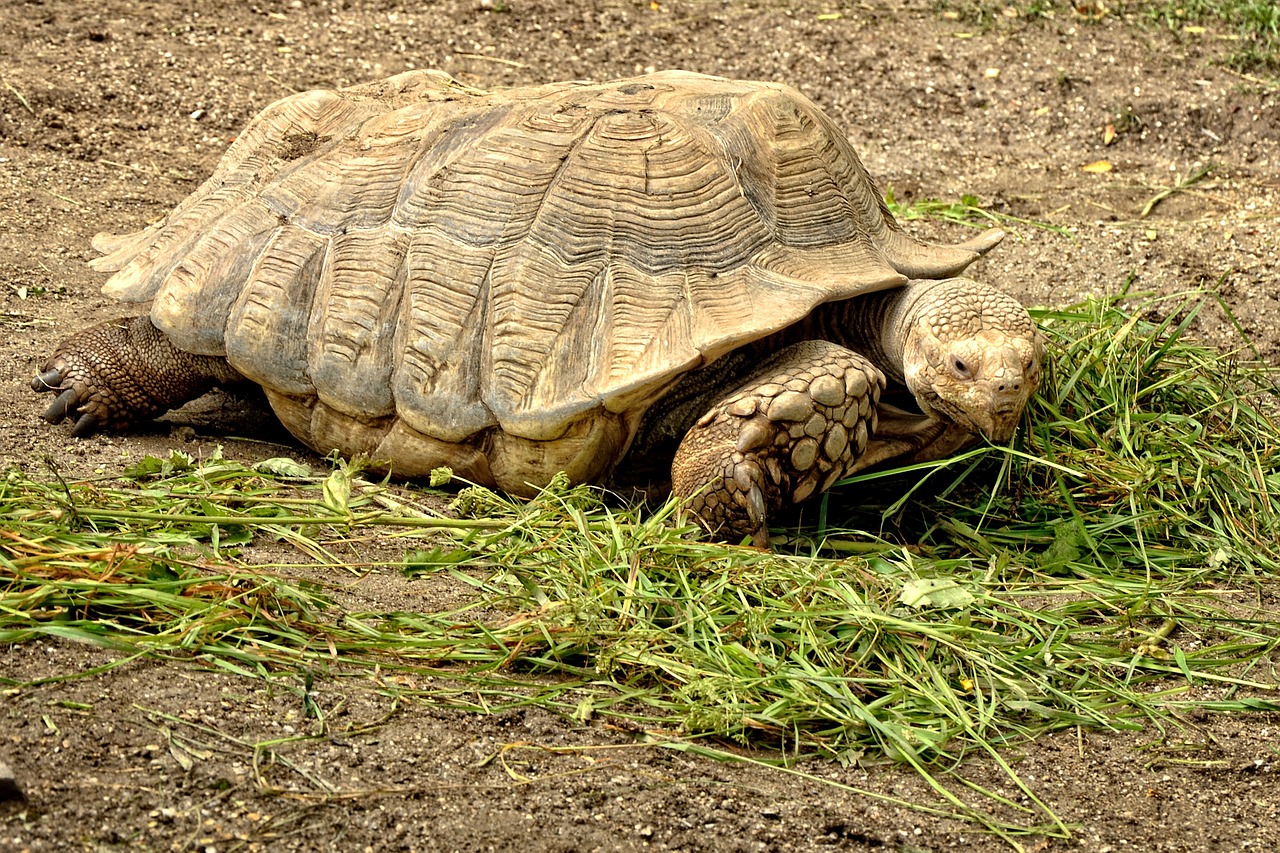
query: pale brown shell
90 70 999 491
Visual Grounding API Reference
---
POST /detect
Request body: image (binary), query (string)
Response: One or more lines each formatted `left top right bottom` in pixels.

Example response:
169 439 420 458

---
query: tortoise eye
953 357 970 377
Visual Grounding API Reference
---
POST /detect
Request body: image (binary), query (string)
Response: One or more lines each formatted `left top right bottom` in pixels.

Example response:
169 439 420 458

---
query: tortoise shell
89 70 998 492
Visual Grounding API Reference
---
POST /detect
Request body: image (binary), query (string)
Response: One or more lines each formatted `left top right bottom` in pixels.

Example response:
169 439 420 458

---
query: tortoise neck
792 281 942 383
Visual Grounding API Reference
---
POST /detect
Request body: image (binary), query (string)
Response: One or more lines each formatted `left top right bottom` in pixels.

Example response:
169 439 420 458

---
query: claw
43 387 81 424
71 411 102 438
745 483 770 549
30 368 66 393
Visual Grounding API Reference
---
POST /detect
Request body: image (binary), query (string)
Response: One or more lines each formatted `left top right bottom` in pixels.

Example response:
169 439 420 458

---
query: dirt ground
2 1 1279 850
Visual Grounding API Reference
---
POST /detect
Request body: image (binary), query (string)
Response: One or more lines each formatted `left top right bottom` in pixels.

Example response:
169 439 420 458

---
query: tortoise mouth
985 417 1019 444
910 387 1020 443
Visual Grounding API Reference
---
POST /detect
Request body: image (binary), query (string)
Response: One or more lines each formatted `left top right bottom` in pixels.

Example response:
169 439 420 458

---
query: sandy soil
2 1 1279 850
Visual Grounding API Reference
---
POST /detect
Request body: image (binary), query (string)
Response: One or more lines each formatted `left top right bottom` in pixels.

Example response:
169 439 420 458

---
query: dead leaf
1103 124 1116 145
1082 160 1113 173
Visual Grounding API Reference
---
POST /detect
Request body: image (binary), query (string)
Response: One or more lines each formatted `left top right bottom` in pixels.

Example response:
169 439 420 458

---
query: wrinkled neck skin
774 280 937 383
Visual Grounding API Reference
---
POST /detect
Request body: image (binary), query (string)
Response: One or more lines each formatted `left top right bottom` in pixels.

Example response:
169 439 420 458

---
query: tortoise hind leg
31 316 243 437
671 340 886 547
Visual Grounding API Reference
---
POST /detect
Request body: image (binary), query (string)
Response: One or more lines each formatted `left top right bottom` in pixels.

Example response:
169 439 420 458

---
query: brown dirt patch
2 1 1278 850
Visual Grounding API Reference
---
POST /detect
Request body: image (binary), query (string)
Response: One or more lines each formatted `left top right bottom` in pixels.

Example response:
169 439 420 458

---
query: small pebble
0 758 24 802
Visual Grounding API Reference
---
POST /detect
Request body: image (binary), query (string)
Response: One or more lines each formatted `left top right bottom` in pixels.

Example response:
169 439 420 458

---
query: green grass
1144 0 1280 74
932 1 1057 25
933 1 1280 77
884 186 1072 237
3 289 1279 843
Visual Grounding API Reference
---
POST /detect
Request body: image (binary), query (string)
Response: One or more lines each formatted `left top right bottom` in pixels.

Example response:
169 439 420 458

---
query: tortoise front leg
835 402 973 477
31 316 243 437
671 341 887 547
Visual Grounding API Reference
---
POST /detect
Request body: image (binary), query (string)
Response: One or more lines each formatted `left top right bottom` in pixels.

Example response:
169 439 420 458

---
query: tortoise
31 70 1042 546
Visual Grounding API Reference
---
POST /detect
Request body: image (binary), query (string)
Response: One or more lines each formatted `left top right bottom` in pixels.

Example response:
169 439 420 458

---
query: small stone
810 373 845 407
790 437 819 472
766 390 812 422
0 758 24 802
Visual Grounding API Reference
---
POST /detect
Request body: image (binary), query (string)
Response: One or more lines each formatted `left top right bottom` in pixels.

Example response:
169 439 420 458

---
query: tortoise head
899 278 1043 443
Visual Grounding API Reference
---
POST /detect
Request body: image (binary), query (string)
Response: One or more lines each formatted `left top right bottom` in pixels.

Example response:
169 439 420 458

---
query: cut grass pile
3 289 1279 838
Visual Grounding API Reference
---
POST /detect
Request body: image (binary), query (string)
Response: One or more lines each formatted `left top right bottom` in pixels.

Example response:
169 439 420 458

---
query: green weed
1143 0 1280 74
884 186 1071 237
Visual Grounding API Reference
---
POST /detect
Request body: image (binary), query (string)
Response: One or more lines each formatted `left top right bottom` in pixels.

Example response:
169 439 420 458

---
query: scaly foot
32 316 242 436
671 340 886 546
